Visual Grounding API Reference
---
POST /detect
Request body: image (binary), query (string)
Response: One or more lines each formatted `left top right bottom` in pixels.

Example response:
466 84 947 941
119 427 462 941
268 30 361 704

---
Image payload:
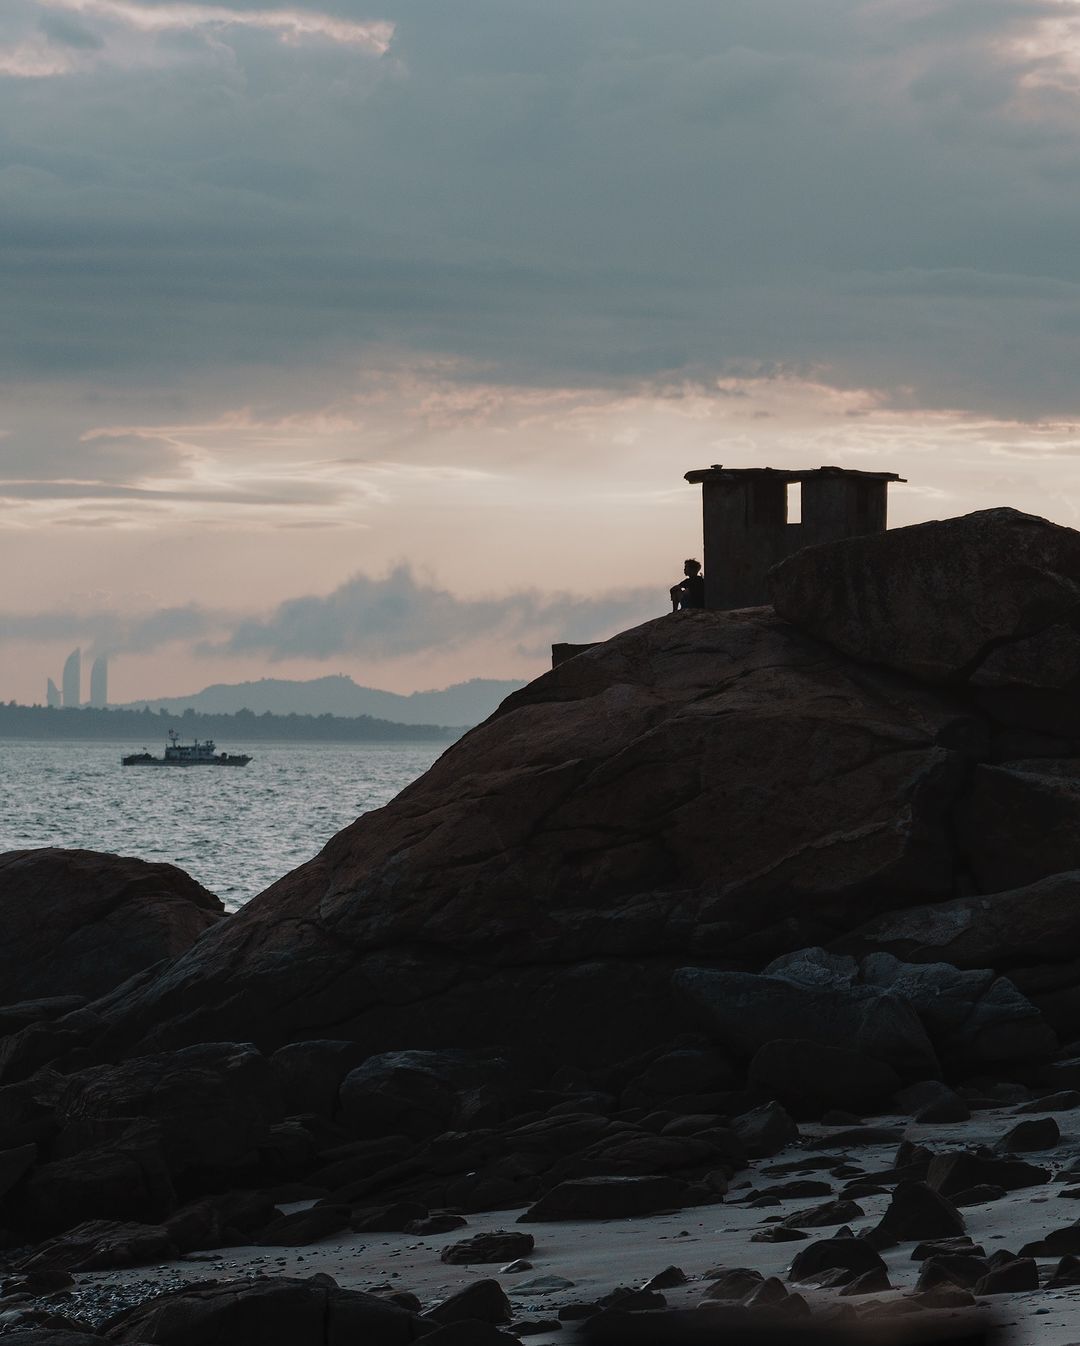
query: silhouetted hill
119 675 525 727
0 702 454 743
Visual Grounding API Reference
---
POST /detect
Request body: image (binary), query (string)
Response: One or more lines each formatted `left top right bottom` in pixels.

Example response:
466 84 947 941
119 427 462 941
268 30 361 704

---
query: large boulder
85 609 976 1064
957 762 1080 891
49 1042 282 1178
768 508 1080 686
837 872 1080 970
0 850 223 1002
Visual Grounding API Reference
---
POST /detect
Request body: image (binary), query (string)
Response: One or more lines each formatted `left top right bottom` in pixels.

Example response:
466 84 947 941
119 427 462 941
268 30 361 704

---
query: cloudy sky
4 0 1080 703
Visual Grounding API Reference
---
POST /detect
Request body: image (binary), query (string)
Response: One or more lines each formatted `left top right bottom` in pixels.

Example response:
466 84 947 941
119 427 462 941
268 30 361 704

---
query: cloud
44 1 393 50
0 565 661 660
216 564 658 659
3 0 1080 418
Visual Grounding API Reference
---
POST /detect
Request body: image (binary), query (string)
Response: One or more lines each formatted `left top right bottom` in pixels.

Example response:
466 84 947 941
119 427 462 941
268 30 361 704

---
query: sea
0 739 449 912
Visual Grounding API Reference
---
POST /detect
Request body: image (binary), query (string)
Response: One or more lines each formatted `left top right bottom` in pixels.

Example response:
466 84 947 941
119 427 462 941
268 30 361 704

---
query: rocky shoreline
5 506 1080 1342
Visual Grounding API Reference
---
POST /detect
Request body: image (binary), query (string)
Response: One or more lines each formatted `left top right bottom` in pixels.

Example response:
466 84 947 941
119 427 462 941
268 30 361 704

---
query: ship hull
122 757 251 767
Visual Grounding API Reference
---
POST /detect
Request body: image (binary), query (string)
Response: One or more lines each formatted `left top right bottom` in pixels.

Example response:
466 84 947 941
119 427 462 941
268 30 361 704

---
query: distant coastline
0 702 458 743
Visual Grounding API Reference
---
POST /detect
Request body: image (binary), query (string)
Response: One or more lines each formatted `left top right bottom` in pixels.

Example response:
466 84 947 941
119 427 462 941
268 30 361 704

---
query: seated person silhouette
671 558 705 611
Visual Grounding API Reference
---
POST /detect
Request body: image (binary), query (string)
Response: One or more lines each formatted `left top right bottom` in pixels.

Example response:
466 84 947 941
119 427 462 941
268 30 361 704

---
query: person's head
684 558 701 577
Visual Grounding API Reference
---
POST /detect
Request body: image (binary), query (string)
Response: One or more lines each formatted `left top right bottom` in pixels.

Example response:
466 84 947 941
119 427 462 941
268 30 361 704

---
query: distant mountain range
119 675 527 727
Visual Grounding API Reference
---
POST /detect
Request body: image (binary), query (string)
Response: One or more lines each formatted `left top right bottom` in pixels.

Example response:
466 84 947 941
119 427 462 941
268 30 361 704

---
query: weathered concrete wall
701 474 891 609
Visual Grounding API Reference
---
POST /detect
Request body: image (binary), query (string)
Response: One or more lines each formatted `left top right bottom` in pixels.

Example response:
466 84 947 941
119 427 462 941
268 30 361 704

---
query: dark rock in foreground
103 1274 429 1344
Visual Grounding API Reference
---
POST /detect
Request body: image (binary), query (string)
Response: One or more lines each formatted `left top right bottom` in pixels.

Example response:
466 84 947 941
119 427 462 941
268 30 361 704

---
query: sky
4 0 1080 702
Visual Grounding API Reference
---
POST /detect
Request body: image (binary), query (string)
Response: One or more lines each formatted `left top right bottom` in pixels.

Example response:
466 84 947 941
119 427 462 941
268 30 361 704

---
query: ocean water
0 738 449 911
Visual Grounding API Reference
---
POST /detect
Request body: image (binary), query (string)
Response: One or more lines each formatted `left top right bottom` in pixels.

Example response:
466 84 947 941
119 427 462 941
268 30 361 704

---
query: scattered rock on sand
257 1204 351 1246
865 1181 965 1249
440 1231 534 1265
788 1237 887 1285
518 1175 690 1222
1048 1254 1080 1287
641 1266 687 1290
730 1101 799 1159
926 1149 1048 1197
425 1279 513 1326
973 1257 1040 1295
1020 1221 1080 1257
915 1254 989 1291
995 1116 1060 1152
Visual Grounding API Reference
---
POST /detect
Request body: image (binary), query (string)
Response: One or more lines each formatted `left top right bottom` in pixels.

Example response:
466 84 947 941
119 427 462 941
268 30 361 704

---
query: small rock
507 1276 577 1295
557 1303 599 1320
514 1319 562 1337
911 1237 983 1261
597 1287 666 1311
973 1258 1040 1295
257 1204 350 1246
788 1238 887 1285
915 1095 971 1124
1020 1222 1080 1257
731 1101 800 1159
952 1184 1008 1207
745 1277 788 1307
500 1259 532 1274
759 1179 832 1199
440 1231 534 1265
350 1202 428 1233
1014 1090 1080 1114
750 1227 809 1243
406 1212 468 1235
926 1150 1048 1196
996 1117 1060 1152
1049 1254 1080 1287
780 1199 863 1229
916 1285 977 1309
641 1266 687 1291
865 1181 965 1249
915 1254 990 1291
518 1175 688 1222
840 1268 891 1296
426 1279 513 1326
701 1268 763 1300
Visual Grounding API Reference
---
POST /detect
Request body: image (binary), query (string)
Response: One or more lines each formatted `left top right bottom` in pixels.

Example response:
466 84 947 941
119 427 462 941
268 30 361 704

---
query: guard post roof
684 464 906 484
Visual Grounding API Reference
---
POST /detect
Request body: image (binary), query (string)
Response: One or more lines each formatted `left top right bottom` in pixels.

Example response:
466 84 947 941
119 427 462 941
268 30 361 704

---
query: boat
122 730 252 767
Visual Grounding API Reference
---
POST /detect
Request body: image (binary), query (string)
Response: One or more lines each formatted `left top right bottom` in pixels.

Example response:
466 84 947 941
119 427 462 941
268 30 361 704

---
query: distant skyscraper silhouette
46 678 61 708
62 648 81 708
90 655 108 709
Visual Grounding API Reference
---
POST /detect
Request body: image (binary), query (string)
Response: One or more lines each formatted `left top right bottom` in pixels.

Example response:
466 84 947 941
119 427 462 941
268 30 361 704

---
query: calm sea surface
0 738 449 911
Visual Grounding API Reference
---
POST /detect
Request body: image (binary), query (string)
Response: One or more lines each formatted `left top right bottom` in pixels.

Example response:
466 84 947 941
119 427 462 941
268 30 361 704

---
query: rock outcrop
0 850 223 1004
19 512 1080 1073
82 606 982 1064
8 505 1080 1271
768 506 1080 686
